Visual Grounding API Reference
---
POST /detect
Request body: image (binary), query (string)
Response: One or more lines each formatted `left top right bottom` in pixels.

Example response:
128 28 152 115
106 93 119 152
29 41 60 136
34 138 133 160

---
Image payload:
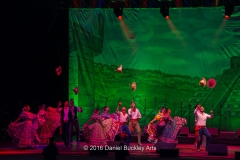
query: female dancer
7 105 37 148
158 110 187 144
33 104 47 142
101 106 119 141
83 109 108 146
37 105 61 143
147 107 171 144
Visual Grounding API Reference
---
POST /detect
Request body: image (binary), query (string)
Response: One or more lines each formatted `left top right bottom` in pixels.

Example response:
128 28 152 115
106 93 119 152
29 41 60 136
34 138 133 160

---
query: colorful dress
38 107 61 143
7 111 37 147
159 116 187 144
101 113 119 141
33 109 46 142
147 112 167 144
83 114 108 146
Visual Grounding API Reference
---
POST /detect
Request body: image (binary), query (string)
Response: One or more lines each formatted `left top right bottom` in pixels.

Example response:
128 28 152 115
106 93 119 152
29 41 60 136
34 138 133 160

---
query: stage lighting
225 0 234 18
159 0 169 18
113 0 124 19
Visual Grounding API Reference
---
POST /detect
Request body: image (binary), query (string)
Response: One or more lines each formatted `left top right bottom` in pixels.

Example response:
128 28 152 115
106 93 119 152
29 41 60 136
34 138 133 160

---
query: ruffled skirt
7 121 36 148
83 122 108 146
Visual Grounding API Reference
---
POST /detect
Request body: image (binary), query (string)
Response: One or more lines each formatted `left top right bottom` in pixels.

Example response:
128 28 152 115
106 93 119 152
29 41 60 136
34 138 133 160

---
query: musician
128 101 142 146
116 102 131 146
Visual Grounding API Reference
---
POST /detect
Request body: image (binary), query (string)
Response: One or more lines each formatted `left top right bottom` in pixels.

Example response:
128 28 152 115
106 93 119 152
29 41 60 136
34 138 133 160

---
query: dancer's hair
93 108 100 114
103 106 108 111
22 105 29 111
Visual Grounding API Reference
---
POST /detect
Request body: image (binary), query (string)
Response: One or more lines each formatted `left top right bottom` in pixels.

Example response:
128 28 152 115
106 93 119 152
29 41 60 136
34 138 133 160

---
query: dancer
83 109 108 145
194 104 206 147
101 106 119 141
147 107 173 144
128 101 142 146
69 98 82 145
116 102 131 146
158 111 186 144
33 104 47 143
194 105 214 151
56 101 72 147
147 107 164 144
7 105 37 148
38 105 61 143
101 106 112 119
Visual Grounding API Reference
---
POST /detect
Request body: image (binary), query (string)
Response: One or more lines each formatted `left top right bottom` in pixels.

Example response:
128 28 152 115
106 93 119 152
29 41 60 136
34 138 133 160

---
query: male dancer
56 101 72 147
128 101 142 146
194 104 206 147
116 102 131 146
194 105 214 151
69 98 82 145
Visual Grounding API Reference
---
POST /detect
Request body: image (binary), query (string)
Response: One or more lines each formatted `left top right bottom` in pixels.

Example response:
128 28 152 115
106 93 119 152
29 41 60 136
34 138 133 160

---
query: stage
0 136 239 160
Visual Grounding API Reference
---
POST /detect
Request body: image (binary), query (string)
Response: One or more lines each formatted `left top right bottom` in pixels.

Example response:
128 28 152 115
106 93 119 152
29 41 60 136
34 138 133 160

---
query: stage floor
0 141 239 160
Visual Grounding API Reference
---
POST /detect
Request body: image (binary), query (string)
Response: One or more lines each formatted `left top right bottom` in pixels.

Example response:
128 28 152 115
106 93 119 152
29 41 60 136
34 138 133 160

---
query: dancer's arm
116 102 122 114
56 101 62 112
207 110 214 118
76 107 83 112
194 106 200 116
13 117 21 123
128 108 132 115
149 117 157 124
85 117 93 125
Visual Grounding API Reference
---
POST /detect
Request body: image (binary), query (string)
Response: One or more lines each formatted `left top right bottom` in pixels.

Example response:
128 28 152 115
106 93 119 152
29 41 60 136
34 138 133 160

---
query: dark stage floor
0 136 239 160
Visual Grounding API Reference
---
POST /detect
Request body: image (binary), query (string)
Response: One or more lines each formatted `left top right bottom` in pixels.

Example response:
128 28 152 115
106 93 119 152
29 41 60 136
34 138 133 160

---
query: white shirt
57 107 70 121
116 111 129 122
194 108 213 126
128 108 142 119
63 107 70 121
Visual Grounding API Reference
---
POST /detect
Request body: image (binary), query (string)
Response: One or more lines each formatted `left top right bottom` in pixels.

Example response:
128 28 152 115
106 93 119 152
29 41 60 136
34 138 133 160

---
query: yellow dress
147 112 163 143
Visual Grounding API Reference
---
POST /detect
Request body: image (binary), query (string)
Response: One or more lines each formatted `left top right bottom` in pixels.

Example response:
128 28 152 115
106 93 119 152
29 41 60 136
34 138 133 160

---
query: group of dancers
7 98 214 152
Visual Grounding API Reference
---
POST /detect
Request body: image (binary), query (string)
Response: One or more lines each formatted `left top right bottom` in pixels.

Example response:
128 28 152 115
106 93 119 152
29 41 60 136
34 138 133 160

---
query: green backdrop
69 7 240 132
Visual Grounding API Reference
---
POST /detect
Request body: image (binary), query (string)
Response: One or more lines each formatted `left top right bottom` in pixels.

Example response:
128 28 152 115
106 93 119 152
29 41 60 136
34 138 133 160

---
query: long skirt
83 122 108 146
7 121 36 147
101 118 119 141
38 107 61 143
158 116 187 144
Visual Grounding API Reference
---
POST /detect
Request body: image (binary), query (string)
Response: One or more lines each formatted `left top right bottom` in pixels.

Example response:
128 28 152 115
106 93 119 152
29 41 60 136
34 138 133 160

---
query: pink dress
7 111 37 148
33 109 46 142
38 107 61 143
83 114 108 146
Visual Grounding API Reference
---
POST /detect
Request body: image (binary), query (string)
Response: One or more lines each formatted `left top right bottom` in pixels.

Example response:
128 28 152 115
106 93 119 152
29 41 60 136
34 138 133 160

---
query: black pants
61 122 70 146
70 119 80 143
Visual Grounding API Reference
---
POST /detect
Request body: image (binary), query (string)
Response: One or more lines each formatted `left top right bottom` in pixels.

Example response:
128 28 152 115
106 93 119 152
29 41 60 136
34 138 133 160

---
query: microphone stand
188 101 190 130
164 98 166 108
174 100 176 117
144 99 146 126
180 100 183 117
219 103 222 131
105 98 108 106
228 104 231 131
210 105 213 127
154 97 157 112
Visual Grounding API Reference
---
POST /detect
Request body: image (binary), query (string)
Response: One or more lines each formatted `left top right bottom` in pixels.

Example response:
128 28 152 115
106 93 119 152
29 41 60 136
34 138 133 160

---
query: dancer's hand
118 102 122 106
210 110 213 114
58 101 62 106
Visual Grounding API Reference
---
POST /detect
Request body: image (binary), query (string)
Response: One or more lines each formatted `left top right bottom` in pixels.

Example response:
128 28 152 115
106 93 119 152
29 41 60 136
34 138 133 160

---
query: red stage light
165 16 169 19
225 15 229 19
118 16 122 19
